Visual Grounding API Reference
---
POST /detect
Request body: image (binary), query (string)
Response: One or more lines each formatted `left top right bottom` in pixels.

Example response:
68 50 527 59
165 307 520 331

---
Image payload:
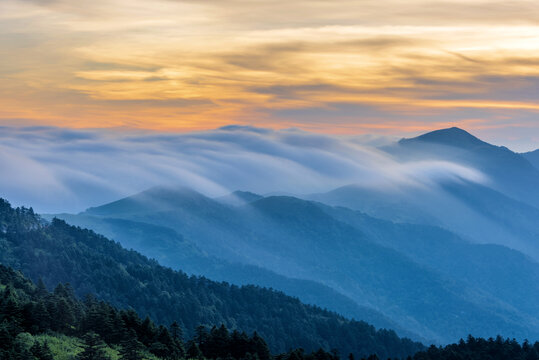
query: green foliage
0 263 183 360
77 332 110 360
35 334 86 360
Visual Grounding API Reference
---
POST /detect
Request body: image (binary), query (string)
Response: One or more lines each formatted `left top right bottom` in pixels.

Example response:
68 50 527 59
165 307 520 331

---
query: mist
0 125 487 213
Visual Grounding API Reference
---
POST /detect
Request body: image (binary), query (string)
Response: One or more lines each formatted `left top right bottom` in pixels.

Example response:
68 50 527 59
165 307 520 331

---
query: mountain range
0 125 532 353
45 127 539 344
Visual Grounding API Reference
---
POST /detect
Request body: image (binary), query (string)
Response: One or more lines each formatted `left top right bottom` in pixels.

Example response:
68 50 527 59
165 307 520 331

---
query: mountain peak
85 185 213 216
216 190 263 206
399 127 489 149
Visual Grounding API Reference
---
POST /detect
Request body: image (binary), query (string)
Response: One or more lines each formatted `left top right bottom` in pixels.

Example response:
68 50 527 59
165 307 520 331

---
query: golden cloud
1 0 538 139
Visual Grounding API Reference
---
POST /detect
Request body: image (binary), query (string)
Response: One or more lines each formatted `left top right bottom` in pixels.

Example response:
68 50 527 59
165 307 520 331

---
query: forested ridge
0 263 336 360
1 198 538 359
0 198 421 359
68 186 539 343
3 264 539 360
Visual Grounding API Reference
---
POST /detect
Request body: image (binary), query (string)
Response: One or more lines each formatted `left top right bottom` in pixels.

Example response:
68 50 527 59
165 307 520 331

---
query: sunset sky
1 0 539 150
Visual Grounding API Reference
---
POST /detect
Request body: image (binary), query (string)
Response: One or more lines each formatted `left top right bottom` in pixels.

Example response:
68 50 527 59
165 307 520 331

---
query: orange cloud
1 0 539 140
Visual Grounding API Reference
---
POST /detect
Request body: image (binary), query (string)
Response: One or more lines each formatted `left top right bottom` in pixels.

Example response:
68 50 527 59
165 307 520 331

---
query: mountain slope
45 212 416 340
0 198 422 359
64 188 539 343
522 149 539 170
308 181 539 260
317 202 539 320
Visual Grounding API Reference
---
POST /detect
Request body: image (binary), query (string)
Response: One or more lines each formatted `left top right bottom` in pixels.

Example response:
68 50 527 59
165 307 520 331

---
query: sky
1 0 539 151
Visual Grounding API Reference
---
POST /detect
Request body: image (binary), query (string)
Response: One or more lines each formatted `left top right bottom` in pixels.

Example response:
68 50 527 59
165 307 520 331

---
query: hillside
0 263 336 360
54 187 539 343
44 212 412 339
522 149 539 170
0 198 423 359
3 263 536 360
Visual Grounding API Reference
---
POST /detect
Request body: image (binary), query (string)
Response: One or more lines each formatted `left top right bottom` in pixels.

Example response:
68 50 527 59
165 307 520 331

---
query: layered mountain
309 128 539 260
0 198 422 359
52 185 539 343
394 127 539 209
48 212 411 339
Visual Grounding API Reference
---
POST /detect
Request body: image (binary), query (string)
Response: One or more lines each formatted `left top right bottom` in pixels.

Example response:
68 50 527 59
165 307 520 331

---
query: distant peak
84 185 211 215
215 190 263 206
399 127 489 149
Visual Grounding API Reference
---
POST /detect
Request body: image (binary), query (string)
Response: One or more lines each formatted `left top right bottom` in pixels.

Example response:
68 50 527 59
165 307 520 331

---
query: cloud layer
1 0 539 150
0 126 486 213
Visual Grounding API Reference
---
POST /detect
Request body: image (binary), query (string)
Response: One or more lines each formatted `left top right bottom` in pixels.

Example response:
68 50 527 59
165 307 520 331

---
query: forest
1 198 539 359
0 263 329 360
3 264 538 360
0 198 421 359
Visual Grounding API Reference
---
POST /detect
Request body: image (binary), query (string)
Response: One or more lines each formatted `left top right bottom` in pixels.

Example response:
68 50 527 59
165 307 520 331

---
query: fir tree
187 341 203 360
77 332 110 360
119 329 144 360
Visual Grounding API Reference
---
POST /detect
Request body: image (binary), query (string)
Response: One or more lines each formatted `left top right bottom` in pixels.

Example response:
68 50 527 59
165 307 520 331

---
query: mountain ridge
55 187 539 343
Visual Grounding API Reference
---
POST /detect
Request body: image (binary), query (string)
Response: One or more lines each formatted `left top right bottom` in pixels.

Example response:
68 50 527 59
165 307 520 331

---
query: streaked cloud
0 0 538 149
0 126 486 213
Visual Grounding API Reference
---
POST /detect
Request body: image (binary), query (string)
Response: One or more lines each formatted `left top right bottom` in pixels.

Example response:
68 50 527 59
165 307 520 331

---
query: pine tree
195 325 209 346
0 321 13 349
251 332 271 360
140 316 156 346
171 321 183 343
31 341 54 360
187 341 203 360
32 301 50 332
119 329 144 360
36 279 48 297
39 341 54 360
169 321 185 359
77 332 110 360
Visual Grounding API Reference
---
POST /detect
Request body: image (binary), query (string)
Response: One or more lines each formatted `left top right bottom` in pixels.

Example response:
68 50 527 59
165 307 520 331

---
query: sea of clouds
0 125 486 213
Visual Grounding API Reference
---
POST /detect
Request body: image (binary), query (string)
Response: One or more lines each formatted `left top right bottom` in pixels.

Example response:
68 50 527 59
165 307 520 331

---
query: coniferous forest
0 264 284 360
1 196 539 360
3 263 539 360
